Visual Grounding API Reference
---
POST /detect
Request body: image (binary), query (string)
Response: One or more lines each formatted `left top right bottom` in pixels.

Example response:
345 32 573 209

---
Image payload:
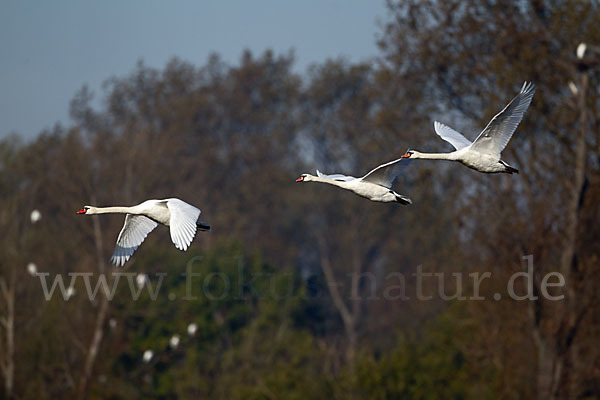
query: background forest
1 1 600 399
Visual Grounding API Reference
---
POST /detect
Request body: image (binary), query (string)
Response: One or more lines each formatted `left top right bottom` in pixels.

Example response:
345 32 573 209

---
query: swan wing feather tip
110 214 158 267
166 199 201 252
361 158 412 188
433 121 472 150
470 81 536 156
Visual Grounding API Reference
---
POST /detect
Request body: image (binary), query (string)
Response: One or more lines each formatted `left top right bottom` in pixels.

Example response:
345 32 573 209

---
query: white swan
402 82 536 174
296 158 412 204
76 198 210 266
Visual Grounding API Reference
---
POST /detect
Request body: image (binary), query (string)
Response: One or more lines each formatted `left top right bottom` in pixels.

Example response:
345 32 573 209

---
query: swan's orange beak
401 153 411 158
76 208 87 214
296 176 304 182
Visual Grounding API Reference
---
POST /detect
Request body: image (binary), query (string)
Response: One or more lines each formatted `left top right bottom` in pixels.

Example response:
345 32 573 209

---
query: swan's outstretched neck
412 151 457 160
89 206 134 215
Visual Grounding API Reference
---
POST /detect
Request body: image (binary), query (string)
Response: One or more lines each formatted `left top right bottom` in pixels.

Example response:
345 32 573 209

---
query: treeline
1 1 600 399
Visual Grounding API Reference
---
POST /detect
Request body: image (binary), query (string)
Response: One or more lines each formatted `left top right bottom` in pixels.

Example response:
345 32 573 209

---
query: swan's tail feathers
506 165 519 174
500 160 519 174
395 194 412 205
197 221 211 232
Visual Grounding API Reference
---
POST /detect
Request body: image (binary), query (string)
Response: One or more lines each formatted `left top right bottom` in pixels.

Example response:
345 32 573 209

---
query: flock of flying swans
77 82 535 266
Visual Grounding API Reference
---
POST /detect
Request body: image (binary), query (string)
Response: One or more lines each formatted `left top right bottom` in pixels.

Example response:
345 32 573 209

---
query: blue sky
0 0 388 139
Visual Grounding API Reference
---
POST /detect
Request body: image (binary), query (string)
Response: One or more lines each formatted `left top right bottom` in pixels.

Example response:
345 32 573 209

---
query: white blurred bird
65 287 75 300
136 273 148 289
27 262 38 276
30 209 42 223
169 335 180 348
142 350 153 363
577 43 587 59
76 199 210 267
187 323 198 336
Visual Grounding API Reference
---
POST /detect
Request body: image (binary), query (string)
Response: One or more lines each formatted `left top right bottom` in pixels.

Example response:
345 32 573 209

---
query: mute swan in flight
296 158 412 204
402 82 536 174
77 198 210 266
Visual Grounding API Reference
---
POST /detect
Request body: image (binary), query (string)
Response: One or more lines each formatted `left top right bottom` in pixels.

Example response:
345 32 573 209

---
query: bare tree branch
316 232 354 333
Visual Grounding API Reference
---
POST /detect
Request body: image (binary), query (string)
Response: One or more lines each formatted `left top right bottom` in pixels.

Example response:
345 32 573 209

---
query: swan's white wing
361 158 412 188
110 215 158 267
166 198 201 251
433 121 472 150
470 82 536 156
316 169 357 182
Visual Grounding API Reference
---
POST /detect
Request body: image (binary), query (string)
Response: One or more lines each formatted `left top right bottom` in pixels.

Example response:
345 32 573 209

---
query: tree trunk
77 295 109 400
316 233 358 365
77 213 110 400
536 69 588 400
0 269 15 400
536 345 556 400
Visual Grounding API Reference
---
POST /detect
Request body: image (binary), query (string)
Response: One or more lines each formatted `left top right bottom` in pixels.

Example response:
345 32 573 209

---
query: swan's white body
297 158 412 204
77 198 210 267
403 82 536 174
